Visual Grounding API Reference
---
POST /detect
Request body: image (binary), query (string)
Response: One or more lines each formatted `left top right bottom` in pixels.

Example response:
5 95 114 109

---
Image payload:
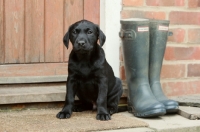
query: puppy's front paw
56 111 72 119
96 114 111 121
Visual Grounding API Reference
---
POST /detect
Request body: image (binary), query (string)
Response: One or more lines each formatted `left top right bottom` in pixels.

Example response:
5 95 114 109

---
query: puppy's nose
78 40 85 47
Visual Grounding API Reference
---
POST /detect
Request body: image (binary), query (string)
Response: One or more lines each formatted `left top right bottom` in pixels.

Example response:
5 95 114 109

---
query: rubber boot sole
165 105 179 113
128 107 166 118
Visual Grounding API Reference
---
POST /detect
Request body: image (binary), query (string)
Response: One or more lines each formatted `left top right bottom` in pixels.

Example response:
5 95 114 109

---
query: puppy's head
63 20 106 53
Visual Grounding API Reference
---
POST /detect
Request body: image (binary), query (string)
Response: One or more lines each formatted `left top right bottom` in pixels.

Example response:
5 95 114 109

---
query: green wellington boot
149 19 179 113
120 18 166 117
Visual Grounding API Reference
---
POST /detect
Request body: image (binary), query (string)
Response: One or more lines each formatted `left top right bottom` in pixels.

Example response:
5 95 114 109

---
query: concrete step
0 83 66 104
0 83 128 105
0 75 127 105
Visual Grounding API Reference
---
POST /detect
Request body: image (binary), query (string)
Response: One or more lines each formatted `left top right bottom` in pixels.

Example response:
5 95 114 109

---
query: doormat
0 109 148 132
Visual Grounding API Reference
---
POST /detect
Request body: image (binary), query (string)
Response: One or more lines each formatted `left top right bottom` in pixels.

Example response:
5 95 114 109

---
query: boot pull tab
119 30 136 40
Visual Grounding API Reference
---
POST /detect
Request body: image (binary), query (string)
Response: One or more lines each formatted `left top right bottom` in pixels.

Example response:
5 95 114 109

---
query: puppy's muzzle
78 40 86 48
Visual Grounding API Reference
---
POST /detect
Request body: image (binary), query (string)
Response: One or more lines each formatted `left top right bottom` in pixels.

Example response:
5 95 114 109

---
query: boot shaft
149 19 170 84
120 18 150 84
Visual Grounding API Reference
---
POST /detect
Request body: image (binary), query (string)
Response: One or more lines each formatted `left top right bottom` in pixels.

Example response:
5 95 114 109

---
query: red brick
188 64 200 77
123 0 144 6
161 64 186 79
188 29 200 43
168 28 185 43
162 80 200 96
120 66 126 81
169 11 200 25
146 0 185 6
121 10 166 20
188 0 200 8
164 46 200 60
121 10 133 19
145 11 166 20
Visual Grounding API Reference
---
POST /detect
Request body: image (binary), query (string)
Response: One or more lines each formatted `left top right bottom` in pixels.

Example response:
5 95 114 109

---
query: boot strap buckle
119 30 136 40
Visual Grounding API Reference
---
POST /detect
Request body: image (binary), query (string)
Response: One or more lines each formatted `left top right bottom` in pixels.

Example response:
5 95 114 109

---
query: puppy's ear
97 26 106 47
63 26 71 49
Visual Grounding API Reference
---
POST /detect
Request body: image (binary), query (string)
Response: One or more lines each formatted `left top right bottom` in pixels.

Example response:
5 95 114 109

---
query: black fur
56 20 123 121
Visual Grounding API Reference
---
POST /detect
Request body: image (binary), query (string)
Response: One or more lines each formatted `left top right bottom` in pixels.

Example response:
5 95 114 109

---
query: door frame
100 0 121 77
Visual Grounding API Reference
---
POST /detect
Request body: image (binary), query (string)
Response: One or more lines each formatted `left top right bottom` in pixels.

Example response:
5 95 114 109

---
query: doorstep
0 84 66 104
0 75 68 104
100 111 200 132
0 82 128 105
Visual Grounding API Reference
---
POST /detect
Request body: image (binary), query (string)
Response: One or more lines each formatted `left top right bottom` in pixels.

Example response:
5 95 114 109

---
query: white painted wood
100 0 122 77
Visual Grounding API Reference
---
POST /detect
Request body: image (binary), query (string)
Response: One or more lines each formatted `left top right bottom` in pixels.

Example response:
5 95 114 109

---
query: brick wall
120 0 200 97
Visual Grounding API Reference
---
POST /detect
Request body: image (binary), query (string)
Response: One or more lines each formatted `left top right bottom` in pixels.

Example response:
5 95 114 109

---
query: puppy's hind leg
107 78 123 115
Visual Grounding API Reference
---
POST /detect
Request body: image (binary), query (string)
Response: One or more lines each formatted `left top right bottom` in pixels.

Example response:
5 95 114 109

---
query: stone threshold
0 83 128 105
0 84 66 104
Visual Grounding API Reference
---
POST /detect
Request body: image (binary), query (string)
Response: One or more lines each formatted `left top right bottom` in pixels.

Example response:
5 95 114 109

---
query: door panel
25 0 45 63
84 0 100 24
44 0 64 62
63 0 84 62
0 0 100 77
4 0 25 64
0 0 4 64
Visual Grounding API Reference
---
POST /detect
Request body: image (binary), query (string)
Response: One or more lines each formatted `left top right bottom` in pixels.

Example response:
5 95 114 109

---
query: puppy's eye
87 30 93 34
72 30 77 34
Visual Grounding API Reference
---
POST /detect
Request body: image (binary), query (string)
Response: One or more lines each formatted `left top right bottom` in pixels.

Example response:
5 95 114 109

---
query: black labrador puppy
56 20 123 121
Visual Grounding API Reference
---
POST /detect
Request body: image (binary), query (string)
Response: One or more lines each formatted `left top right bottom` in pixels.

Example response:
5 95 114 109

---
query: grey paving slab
171 94 200 107
120 112 200 132
99 111 200 132
98 127 155 132
178 106 200 120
